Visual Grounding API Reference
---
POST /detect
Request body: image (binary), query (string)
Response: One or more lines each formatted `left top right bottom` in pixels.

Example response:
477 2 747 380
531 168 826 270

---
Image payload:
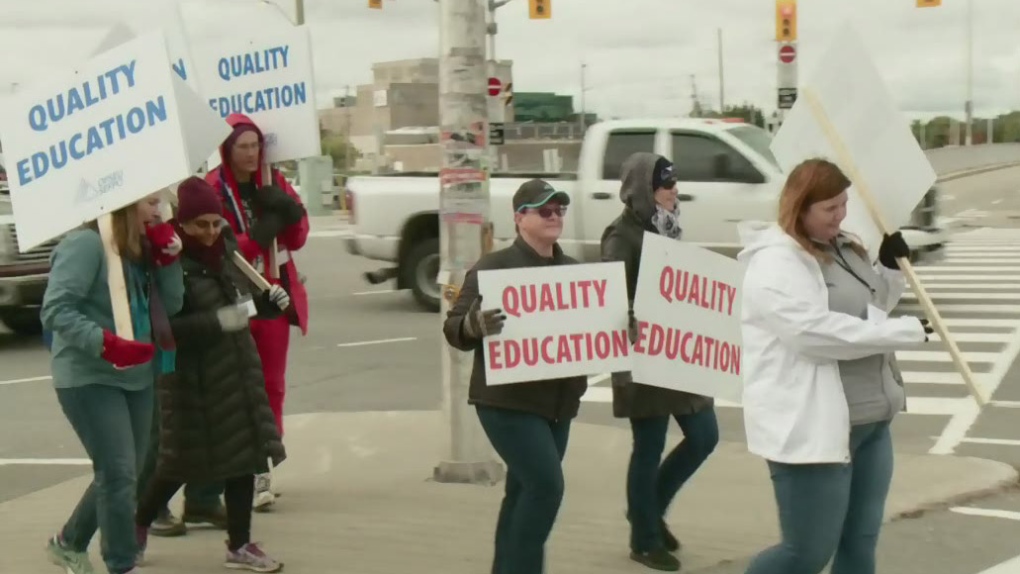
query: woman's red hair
777 158 867 262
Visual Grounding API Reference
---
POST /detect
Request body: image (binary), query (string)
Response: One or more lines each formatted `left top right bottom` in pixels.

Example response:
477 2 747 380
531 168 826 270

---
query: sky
0 0 1017 121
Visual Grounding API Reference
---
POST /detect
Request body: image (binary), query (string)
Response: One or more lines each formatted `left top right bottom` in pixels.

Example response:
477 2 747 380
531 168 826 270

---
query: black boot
661 519 682 552
630 548 681 571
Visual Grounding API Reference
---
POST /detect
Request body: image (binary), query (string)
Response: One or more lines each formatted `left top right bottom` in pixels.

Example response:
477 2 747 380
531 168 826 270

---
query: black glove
255 185 305 225
249 211 286 249
627 309 638 344
463 296 506 339
918 318 934 341
878 231 910 270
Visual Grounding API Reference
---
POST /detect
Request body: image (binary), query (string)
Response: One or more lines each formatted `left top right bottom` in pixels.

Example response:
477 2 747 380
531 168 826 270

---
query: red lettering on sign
633 320 741 375
501 279 609 318
657 266 737 316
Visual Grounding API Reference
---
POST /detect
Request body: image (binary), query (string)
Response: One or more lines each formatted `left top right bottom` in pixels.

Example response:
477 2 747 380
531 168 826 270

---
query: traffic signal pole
433 0 505 485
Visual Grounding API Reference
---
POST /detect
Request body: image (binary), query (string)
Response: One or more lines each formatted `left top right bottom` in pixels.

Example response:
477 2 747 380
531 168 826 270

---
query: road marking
308 229 351 238
925 332 1016 343
958 437 1020 447
951 507 1020 521
896 350 999 363
0 458 91 466
953 209 988 218
0 375 52 387
901 371 991 385
916 266 1020 272
899 304 1020 314
911 283 1020 290
973 553 1020 574
993 199 1004 205
903 292 1020 301
925 258 1020 264
336 337 417 348
352 289 398 296
989 400 1020 408
912 275 1020 282
936 318 1020 327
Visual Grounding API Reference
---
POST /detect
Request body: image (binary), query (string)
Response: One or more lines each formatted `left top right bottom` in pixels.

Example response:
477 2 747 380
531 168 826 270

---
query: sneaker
661 520 682 553
183 503 229 529
630 548 681 572
252 474 275 513
135 525 148 565
45 535 97 574
225 542 283 572
149 508 187 537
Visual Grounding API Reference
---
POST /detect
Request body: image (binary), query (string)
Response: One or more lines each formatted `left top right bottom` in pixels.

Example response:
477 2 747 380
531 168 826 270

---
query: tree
321 134 360 171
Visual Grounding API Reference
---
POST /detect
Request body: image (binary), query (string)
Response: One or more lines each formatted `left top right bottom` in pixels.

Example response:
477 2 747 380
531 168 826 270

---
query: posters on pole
0 30 231 252
631 232 744 403
477 262 631 386
769 24 937 261
194 25 321 167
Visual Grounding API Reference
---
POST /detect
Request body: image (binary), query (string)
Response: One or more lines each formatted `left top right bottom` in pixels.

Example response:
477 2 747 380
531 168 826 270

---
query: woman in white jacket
737 158 932 574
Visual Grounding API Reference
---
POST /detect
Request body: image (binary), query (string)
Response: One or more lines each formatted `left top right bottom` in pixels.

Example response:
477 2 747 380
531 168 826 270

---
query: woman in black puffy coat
134 177 287 573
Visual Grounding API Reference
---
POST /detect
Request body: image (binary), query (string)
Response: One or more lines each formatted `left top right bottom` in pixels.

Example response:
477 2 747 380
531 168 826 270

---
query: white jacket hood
736 221 796 265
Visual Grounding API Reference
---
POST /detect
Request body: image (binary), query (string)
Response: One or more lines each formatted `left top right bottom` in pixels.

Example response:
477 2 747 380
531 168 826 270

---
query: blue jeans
56 384 154 574
627 407 719 552
745 421 894 574
136 390 223 510
476 406 571 574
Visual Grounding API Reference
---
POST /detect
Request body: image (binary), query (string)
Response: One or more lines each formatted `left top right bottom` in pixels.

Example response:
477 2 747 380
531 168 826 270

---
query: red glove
101 330 155 370
145 223 182 267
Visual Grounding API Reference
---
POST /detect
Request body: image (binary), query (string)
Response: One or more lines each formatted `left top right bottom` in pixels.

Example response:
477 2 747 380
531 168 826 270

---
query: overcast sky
1 0 1017 121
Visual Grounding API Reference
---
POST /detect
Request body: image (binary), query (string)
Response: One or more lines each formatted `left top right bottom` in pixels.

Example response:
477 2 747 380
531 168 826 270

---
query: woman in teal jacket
40 193 184 574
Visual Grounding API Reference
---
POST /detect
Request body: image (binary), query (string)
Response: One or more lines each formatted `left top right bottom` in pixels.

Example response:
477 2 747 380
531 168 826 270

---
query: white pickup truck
344 118 946 312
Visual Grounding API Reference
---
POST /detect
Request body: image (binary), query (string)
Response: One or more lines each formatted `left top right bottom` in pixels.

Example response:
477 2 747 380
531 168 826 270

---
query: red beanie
223 124 260 155
176 177 223 222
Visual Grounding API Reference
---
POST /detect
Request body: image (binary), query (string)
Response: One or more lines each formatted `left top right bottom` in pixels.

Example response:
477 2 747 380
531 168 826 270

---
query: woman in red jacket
204 113 309 511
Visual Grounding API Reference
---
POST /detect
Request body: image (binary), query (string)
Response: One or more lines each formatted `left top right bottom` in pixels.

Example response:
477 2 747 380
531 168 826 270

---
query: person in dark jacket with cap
601 152 719 572
443 179 587 574
134 177 287 573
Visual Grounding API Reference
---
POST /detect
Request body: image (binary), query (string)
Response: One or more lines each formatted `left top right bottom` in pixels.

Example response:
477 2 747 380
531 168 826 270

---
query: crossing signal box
775 0 797 42
368 0 382 8
529 0 551 19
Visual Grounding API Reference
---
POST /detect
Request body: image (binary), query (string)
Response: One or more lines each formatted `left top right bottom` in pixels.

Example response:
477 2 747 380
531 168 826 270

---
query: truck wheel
402 238 441 312
0 308 43 336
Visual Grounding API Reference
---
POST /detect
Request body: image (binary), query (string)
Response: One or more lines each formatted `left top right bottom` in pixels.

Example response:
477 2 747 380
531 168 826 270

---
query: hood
619 152 660 222
218 113 266 182
735 221 799 264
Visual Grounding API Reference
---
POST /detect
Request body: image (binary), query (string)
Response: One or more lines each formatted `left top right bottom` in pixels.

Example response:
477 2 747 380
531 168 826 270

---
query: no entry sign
488 77 501 97
779 44 796 64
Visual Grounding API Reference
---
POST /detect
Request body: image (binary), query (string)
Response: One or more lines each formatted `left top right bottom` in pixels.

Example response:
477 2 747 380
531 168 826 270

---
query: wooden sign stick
802 87 988 406
262 159 279 280
233 251 272 291
98 213 134 340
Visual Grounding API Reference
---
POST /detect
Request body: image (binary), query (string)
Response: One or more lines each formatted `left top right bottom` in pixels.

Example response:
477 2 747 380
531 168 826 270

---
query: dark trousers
627 407 719 552
138 474 255 551
745 421 894 574
56 384 154 574
476 405 571 574
136 386 223 510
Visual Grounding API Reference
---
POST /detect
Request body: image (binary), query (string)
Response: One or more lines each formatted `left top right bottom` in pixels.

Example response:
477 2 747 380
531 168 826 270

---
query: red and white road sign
487 77 501 97
779 44 796 64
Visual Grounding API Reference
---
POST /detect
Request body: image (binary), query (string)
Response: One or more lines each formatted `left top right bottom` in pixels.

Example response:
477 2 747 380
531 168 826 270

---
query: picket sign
476 262 630 386
769 24 986 406
193 25 321 282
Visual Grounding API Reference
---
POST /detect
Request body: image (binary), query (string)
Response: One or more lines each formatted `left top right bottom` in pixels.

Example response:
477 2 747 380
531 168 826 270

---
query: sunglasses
531 205 567 219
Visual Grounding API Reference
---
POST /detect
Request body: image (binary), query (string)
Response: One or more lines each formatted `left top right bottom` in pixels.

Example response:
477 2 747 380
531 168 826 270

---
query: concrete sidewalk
2 411 1015 574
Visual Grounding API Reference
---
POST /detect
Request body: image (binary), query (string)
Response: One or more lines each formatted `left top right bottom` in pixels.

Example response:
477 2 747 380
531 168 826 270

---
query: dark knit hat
223 123 260 154
176 176 223 222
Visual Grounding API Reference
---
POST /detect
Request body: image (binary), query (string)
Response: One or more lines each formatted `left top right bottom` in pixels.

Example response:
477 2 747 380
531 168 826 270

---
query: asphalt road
3 168 1020 573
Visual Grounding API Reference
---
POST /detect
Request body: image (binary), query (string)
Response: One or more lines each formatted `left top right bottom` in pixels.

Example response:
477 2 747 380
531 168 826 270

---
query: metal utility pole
578 62 587 135
717 28 725 112
295 0 305 24
434 0 504 485
964 0 973 145
484 0 515 171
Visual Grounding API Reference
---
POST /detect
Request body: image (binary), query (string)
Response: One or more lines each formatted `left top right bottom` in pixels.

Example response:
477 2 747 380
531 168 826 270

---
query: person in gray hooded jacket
600 152 719 572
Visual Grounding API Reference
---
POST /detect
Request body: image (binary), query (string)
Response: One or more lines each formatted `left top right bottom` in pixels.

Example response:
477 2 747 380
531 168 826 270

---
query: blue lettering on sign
207 82 307 118
172 58 187 81
16 97 169 188
217 46 290 81
75 170 125 204
28 61 138 132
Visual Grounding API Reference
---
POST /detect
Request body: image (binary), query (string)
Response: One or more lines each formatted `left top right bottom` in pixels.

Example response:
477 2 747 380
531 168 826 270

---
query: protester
134 177 287 572
600 152 718 572
42 195 184 574
205 113 309 510
443 179 587 574
737 158 933 574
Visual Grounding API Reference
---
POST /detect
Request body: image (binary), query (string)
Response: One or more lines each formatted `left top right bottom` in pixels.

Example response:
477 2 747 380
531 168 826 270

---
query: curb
888 460 1019 521
937 160 1020 183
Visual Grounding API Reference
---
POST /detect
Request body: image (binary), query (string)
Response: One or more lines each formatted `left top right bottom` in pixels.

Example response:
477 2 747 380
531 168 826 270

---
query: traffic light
529 0 551 19
916 0 942 6
775 0 797 42
368 0 381 8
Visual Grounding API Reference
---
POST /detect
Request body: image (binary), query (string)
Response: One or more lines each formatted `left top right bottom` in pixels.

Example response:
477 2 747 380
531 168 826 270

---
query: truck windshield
726 125 780 170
